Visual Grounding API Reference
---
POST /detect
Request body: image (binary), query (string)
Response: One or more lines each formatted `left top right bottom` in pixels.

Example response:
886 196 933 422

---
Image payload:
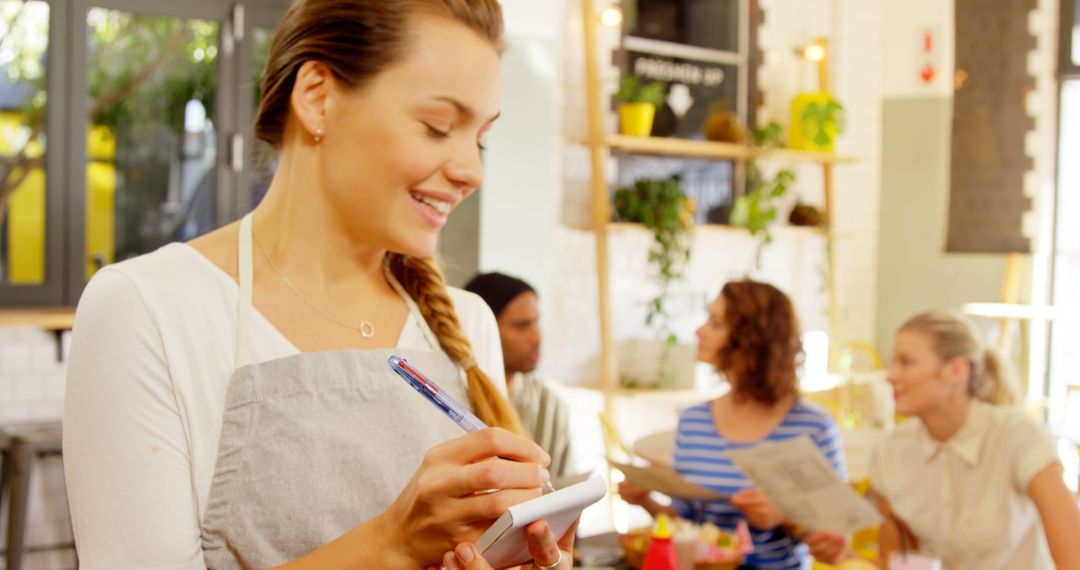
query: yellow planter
618 102 656 137
789 92 841 152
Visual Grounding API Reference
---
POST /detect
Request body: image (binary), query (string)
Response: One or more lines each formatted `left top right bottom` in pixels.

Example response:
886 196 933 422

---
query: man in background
464 272 574 478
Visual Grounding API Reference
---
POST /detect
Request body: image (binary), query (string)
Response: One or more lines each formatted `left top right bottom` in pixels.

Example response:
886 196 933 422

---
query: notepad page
477 475 607 567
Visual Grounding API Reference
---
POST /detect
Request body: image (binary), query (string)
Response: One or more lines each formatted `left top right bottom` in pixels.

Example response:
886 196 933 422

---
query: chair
0 421 73 570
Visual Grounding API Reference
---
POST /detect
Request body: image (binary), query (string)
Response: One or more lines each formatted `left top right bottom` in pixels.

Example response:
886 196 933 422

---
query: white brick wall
757 0 885 352
0 329 74 569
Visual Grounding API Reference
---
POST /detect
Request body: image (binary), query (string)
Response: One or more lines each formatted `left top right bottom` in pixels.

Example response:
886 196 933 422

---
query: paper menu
725 436 882 535
607 458 727 501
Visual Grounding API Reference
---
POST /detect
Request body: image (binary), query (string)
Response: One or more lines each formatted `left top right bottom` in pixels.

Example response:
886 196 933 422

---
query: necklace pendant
359 321 376 338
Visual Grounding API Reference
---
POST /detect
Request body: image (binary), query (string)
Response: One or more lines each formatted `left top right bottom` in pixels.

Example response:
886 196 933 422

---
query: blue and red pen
387 355 554 494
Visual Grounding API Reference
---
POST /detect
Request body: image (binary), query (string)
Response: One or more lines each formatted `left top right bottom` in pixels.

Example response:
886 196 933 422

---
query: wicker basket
618 530 741 570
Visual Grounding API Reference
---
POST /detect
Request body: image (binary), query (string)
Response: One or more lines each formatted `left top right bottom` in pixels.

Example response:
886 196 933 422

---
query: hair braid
387 253 524 435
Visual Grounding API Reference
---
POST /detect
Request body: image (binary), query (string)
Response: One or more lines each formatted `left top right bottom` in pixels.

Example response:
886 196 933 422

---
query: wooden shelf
600 135 857 164
0 307 76 330
568 382 726 401
605 222 826 237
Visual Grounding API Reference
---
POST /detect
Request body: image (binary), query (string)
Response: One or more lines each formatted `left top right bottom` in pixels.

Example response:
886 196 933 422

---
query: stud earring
314 127 325 143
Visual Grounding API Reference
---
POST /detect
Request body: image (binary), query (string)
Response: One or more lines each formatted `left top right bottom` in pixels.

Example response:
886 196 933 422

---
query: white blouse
62 243 505 570
870 399 1060 570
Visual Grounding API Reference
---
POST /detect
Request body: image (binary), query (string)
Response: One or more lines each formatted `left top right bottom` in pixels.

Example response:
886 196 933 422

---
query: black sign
625 50 739 139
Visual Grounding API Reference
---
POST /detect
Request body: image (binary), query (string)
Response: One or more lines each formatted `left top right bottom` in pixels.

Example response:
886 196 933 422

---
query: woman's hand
440 518 578 570
803 530 850 564
373 428 552 567
730 488 787 530
617 481 650 506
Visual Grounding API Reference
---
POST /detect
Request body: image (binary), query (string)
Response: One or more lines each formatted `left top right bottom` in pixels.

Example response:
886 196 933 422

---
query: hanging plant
613 176 694 356
730 121 796 267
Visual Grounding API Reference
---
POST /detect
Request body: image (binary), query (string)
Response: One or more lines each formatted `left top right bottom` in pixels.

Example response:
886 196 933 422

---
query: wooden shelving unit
578 0 854 405
577 0 857 531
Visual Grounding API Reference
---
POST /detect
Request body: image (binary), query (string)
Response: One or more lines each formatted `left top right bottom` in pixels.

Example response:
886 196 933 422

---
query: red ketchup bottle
641 514 680 570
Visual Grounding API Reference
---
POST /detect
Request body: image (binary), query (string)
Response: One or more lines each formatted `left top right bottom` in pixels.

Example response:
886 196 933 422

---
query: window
0 1 288 306
83 8 221 277
0 1 50 287
1047 0 1080 491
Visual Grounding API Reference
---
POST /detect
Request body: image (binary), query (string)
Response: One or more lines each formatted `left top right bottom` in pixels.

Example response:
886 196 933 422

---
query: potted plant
789 93 845 152
730 121 796 267
704 98 746 143
613 176 694 386
615 74 666 137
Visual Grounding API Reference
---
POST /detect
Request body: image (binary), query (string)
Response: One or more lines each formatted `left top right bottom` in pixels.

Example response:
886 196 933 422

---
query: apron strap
236 214 255 370
385 268 442 352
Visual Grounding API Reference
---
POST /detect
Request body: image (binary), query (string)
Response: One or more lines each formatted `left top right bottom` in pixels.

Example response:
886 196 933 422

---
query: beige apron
201 214 467 569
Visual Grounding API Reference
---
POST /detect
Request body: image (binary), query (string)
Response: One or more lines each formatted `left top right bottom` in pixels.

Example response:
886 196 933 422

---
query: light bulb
600 6 623 27
804 44 826 62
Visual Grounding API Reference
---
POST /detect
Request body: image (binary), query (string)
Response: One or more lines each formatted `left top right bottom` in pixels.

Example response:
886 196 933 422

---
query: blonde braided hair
387 253 525 435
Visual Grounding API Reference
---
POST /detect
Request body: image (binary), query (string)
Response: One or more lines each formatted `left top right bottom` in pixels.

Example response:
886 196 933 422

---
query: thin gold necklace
252 228 380 338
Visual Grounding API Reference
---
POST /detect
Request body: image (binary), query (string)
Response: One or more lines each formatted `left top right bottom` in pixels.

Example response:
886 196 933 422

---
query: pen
388 355 555 494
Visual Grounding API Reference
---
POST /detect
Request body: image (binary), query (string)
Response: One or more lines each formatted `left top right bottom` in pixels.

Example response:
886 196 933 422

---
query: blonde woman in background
63 1 572 569
812 310 1080 569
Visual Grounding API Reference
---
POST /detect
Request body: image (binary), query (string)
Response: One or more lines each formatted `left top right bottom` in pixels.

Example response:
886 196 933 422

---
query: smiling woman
859 311 1080 570
62 1 574 570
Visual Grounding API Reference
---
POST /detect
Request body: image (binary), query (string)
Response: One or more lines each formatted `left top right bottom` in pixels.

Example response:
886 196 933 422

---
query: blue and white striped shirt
671 400 846 570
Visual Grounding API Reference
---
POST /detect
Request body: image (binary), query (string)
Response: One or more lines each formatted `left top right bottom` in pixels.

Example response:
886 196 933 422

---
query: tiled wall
0 329 76 569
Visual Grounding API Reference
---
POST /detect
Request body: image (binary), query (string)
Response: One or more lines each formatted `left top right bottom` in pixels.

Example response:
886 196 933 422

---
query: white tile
0 345 31 375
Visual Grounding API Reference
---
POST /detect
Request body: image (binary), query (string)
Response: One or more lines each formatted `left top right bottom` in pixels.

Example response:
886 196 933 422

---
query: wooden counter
0 307 76 331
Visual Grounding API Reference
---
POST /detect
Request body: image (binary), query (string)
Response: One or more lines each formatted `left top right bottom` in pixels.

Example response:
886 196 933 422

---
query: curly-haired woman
619 279 846 569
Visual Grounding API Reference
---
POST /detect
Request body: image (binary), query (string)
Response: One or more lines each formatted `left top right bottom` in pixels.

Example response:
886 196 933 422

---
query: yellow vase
789 92 839 152
619 103 656 137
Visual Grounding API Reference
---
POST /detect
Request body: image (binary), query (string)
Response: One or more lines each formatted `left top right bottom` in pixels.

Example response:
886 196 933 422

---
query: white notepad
476 475 607 567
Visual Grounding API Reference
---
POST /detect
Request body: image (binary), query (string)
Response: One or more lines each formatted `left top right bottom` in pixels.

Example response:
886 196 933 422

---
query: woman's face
316 15 501 257
887 330 968 416
695 295 729 367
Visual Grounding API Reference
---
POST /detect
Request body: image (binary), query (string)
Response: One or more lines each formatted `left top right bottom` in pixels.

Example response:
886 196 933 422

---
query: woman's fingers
454 488 544 523
557 518 580 551
730 488 765 507
445 543 493 570
525 520 564 569
430 428 551 466
804 531 847 563
443 519 578 570
440 457 550 497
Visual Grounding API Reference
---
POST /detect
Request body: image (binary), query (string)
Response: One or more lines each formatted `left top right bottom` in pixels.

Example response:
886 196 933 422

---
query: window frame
0 0 68 306
1060 0 1079 77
